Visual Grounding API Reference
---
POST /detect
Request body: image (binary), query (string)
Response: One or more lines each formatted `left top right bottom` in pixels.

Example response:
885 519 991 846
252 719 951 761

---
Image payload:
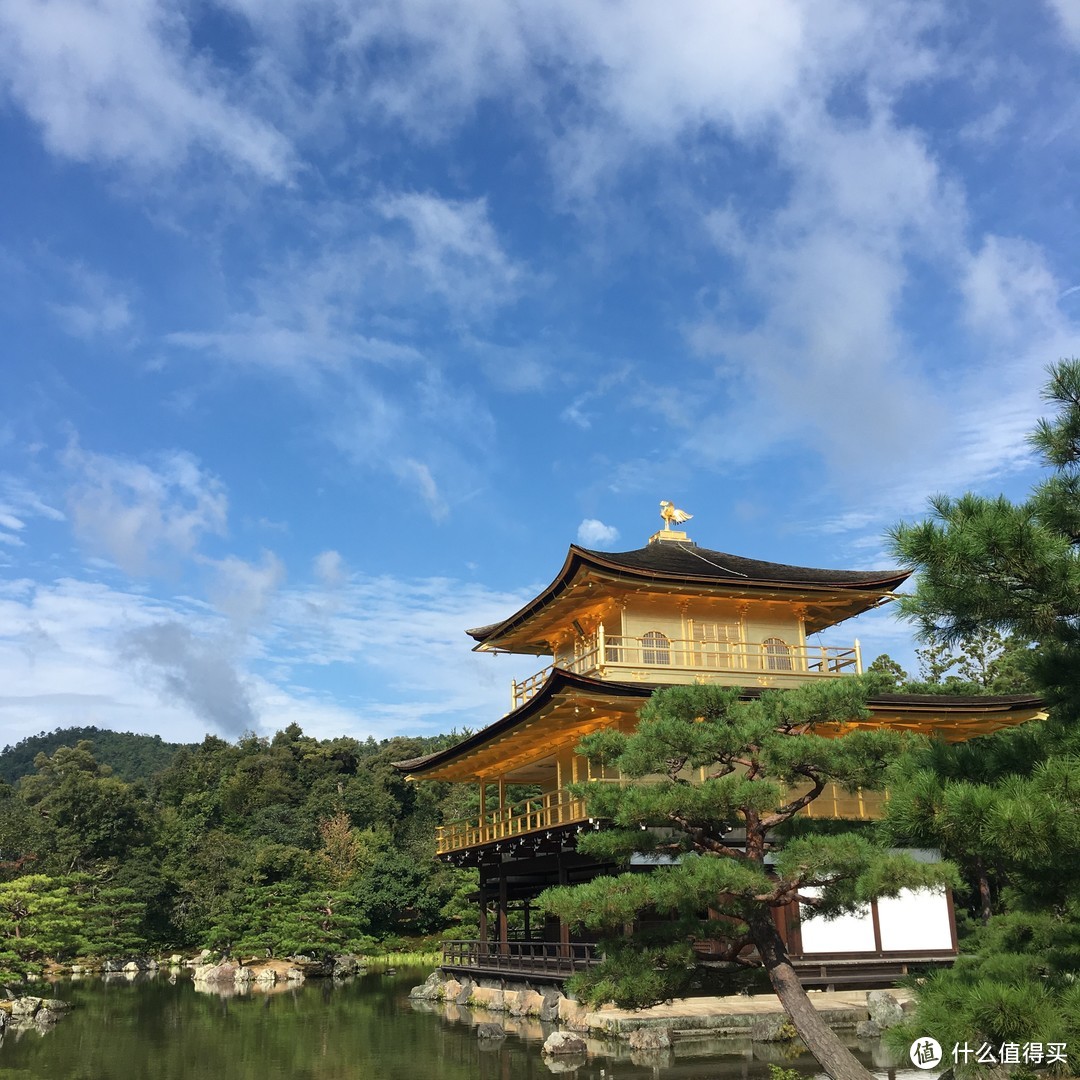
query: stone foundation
410 970 590 1031
410 969 912 1047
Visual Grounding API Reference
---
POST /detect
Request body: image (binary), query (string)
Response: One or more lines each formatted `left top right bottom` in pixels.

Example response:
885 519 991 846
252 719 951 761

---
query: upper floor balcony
435 781 884 856
511 627 862 711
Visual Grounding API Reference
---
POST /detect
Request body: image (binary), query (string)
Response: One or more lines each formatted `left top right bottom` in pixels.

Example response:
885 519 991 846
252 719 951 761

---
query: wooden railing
511 630 861 708
436 788 589 854
436 782 884 854
442 939 599 977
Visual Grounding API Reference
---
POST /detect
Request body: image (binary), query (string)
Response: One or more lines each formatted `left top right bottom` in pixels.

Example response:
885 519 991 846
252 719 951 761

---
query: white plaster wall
798 887 954 954
877 889 953 951
799 896 877 954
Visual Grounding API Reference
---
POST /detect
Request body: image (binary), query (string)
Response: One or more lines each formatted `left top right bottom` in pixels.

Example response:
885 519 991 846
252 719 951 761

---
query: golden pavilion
394 507 1044 984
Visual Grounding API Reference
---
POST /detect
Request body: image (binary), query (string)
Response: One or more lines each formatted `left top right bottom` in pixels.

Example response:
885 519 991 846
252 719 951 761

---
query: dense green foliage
0 726 193 785
0 725 476 981
883 361 1080 1071
539 679 952 1080
867 628 1036 697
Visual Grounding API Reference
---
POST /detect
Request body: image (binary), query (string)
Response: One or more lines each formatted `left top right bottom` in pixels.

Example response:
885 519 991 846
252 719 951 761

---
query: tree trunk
748 907 876 1080
973 857 992 925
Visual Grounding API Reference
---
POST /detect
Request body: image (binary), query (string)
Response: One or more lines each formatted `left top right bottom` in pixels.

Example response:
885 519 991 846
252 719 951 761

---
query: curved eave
392 669 651 778
843 692 1047 742
466 544 909 651
391 675 1048 779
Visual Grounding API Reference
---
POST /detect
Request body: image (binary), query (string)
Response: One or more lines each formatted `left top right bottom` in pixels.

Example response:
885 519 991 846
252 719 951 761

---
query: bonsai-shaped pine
539 678 956 1080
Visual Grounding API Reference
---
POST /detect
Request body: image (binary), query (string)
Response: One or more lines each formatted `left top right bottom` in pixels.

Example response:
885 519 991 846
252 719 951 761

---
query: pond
0 966 918 1080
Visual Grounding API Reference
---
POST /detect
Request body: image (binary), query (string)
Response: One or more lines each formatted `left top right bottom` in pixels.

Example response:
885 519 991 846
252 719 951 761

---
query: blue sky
2 0 1080 746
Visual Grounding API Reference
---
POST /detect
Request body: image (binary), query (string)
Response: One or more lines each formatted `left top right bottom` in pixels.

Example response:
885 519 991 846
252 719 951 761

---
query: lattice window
698 622 736 667
764 636 793 671
642 630 671 665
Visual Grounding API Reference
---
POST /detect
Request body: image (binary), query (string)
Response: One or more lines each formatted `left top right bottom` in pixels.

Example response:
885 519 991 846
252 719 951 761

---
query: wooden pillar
557 851 570 956
478 871 488 945
523 900 531 942
497 863 509 954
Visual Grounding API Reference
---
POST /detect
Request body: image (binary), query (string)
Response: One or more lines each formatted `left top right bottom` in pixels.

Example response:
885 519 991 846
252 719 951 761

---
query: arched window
642 630 671 665
764 637 793 671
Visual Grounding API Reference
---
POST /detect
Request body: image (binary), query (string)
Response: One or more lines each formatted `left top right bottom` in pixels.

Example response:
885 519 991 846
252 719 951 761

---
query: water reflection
0 966 920 1080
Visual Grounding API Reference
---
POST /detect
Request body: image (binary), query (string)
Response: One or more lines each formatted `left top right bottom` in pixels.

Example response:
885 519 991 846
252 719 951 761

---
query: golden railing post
854 638 863 674
597 622 606 675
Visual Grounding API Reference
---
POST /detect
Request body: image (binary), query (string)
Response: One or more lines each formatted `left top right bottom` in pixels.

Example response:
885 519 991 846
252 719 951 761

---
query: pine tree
538 679 955 1080
0 875 81 983
889 360 1080 708
885 360 1080 1058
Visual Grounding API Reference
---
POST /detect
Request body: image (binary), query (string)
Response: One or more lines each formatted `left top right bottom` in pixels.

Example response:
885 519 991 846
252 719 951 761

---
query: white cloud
63 443 228 575
313 550 347 588
268 572 538 732
958 102 1014 145
577 518 620 547
0 577 213 743
394 458 447 521
0 0 293 179
0 476 65 525
962 235 1062 344
206 551 285 626
50 263 133 340
0 566 539 746
1047 0 1080 46
377 192 525 316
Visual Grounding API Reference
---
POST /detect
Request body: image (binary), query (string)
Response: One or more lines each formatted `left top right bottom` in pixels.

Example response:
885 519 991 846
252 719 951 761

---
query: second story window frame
642 629 671 665
763 636 793 671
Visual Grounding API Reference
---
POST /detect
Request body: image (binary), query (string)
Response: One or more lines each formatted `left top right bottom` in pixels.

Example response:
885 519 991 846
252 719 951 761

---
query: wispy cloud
377 192 526 318
1047 0 1080 47
0 567 538 745
63 443 228 575
50 262 133 340
0 0 293 180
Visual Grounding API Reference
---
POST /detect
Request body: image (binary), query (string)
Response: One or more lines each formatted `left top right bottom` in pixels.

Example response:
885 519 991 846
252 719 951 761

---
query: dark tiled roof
588 543 908 587
467 542 910 643
868 692 1044 709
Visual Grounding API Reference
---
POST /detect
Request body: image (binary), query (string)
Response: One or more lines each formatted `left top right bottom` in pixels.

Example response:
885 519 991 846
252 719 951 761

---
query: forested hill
0 727 195 785
0 724 479 979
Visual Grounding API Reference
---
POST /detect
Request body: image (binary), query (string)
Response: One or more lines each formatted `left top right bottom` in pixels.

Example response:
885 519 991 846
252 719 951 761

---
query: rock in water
332 954 361 978
542 1031 587 1056
409 971 444 1000
193 962 239 984
476 1023 506 1040
866 991 905 1029
750 1015 799 1042
628 1027 672 1050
